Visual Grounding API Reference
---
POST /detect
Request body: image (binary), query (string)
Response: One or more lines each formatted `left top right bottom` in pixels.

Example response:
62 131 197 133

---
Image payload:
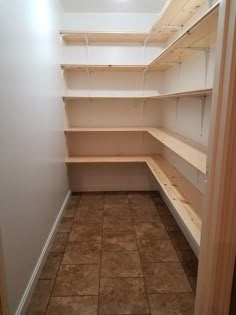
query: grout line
44 195 81 313
97 199 105 315
128 197 152 315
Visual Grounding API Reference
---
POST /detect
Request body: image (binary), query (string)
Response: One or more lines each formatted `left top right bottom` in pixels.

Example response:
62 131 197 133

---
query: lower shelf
66 154 202 251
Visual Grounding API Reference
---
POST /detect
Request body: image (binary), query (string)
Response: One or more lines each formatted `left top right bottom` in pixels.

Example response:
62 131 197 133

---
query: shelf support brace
141 68 148 96
200 96 207 136
175 97 180 128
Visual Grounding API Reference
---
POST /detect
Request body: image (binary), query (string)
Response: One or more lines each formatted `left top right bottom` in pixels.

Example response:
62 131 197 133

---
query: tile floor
27 191 198 315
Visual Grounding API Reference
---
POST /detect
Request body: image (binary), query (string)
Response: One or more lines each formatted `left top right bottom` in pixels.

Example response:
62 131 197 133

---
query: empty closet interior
60 0 220 258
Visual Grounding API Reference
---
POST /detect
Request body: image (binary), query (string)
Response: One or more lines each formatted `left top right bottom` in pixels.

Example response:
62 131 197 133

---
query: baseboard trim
70 184 159 192
15 190 71 315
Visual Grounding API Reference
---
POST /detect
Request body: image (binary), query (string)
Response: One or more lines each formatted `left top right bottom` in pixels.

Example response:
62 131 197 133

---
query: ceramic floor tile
160 215 181 232
62 241 101 265
148 293 195 315
135 223 169 240
75 209 104 224
78 199 104 211
63 204 77 218
104 204 131 217
188 277 197 295
103 232 137 251
50 233 69 253
138 240 179 263
105 199 129 207
155 203 171 216
69 223 102 243
103 216 134 233
129 199 156 211
128 192 152 200
27 280 54 314
58 217 73 233
81 192 104 200
46 296 98 315
131 208 161 223
101 251 142 277
177 250 198 277
105 192 128 200
71 194 81 201
99 278 150 315
143 263 192 294
169 231 192 251
40 253 63 279
53 264 99 296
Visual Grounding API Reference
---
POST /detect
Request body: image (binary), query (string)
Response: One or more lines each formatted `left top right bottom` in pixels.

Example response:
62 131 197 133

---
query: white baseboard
15 190 71 315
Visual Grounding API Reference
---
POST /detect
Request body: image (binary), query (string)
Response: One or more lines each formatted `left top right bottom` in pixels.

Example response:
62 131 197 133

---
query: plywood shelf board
62 88 212 101
64 127 207 174
150 3 219 70
149 0 207 42
148 128 207 174
65 154 202 247
61 31 149 43
61 64 148 72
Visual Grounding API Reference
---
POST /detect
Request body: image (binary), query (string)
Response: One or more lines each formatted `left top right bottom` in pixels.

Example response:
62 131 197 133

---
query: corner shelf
62 88 212 101
65 154 202 250
150 2 219 71
149 0 207 42
60 0 208 44
64 127 207 174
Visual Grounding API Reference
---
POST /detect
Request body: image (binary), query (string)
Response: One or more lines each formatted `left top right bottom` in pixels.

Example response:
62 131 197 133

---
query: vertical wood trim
195 0 236 314
0 227 9 315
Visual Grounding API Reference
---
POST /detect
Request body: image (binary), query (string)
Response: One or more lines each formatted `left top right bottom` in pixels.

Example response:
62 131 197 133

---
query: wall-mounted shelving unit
61 0 219 255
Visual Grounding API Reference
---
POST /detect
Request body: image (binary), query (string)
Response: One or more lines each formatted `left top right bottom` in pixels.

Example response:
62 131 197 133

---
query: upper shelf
64 127 207 174
61 3 219 73
60 0 208 44
61 64 147 72
150 2 219 71
63 88 212 101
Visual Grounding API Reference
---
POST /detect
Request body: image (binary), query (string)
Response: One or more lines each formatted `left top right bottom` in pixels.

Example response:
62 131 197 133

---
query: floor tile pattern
27 191 198 314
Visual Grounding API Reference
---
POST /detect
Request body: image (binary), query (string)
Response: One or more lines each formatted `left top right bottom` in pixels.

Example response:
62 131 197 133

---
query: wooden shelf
60 0 208 44
61 64 147 72
148 128 207 174
150 3 219 71
63 88 212 101
61 31 149 43
64 127 207 174
65 154 202 249
148 0 207 42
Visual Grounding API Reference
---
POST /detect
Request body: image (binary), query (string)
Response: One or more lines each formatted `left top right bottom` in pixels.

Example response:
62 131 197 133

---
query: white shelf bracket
200 96 207 136
141 68 148 96
140 100 146 121
175 97 180 128
204 48 210 87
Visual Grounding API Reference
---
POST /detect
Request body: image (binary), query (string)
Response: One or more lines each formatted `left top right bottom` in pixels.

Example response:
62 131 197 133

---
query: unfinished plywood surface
65 154 202 248
64 127 207 174
63 88 212 101
61 64 147 72
61 31 149 43
149 0 206 42
150 3 219 71
148 128 207 174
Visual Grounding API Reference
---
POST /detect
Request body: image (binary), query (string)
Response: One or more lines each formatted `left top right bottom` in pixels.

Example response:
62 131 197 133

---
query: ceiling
60 0 167 13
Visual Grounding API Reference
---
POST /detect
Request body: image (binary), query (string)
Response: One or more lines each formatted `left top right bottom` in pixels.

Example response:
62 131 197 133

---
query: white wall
62 12 158 32
0 0 69 313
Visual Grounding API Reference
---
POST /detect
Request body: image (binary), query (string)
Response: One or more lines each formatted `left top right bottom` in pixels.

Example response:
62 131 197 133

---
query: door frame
195 0 236 314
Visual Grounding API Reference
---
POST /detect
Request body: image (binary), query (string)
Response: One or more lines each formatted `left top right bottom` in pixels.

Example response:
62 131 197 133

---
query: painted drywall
0 0 68 313
62 13 159 32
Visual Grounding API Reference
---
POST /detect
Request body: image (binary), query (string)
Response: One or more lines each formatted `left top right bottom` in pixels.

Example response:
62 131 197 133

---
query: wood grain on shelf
148 128 207 174
149 0 206 42
61 64 147 72
64 127 207 174
65 154 202 247
62 88 212 100
150 3 219 70
61 31 149 43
